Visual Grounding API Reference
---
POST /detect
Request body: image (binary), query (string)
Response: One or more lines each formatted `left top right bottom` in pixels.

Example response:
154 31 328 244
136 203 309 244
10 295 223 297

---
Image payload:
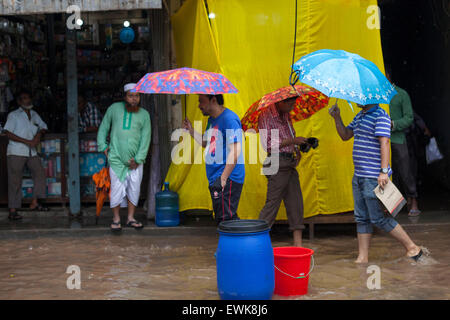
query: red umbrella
241 85 329 132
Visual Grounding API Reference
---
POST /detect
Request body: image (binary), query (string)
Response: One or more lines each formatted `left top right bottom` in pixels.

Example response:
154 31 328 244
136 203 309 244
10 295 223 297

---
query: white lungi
109 164 144 208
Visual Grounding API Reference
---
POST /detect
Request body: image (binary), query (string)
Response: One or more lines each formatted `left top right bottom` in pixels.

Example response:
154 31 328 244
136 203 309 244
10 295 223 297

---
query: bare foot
29 199 38 210
110 219 122 231
293 230 302 247
354 256 368 264
406 246 421 258
409 198 420 213
407 197 412 211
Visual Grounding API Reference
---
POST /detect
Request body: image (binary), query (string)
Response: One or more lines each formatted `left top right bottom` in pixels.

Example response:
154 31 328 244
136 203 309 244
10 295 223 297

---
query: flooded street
0 223 448 300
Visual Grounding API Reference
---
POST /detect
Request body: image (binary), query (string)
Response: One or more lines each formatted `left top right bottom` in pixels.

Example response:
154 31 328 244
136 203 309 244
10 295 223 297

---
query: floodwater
0 224 448 300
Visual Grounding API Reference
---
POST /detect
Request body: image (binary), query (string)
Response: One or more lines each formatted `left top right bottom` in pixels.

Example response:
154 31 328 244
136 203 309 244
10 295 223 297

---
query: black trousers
208 177 243 224
391 142 418 198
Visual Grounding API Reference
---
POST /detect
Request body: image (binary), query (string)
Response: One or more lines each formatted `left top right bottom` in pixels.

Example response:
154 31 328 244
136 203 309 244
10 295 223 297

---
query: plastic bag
426 137 444 165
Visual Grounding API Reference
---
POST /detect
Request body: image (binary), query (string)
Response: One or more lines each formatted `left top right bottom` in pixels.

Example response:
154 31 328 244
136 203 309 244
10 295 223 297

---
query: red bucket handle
274 255 315 279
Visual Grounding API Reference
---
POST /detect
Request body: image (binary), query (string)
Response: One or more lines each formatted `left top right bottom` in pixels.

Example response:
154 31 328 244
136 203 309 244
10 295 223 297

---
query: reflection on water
0 225 448 300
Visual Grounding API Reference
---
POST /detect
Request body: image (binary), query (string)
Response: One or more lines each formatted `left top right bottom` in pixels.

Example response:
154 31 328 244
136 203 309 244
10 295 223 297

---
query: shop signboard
0 0 162 15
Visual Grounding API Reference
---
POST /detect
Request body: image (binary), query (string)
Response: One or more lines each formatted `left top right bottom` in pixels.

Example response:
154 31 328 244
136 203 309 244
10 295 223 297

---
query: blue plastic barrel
215 220 274 300
155 182 179 227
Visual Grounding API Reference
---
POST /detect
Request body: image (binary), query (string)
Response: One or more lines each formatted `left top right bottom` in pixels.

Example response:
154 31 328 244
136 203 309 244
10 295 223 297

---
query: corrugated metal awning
0 0 162 15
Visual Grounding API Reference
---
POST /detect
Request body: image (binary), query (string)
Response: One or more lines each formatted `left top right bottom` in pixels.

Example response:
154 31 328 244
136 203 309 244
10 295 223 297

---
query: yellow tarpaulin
167 0 387 219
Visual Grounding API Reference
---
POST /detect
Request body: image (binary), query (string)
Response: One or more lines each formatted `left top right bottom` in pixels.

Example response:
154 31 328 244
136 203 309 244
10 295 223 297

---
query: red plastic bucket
273 247 314 296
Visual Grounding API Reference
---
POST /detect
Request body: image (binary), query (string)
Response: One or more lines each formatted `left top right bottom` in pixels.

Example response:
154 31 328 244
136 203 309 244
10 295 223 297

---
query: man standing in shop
97 83 151 232
183 94 245 224
386 70 420 217
78 92 103 133
4 90 49 220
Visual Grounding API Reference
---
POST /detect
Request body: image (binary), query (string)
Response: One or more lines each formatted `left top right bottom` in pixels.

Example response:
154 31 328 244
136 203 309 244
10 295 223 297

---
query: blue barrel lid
218 219 270 233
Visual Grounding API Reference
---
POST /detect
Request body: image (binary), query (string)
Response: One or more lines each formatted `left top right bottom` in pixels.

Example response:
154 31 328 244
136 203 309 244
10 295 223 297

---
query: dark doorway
380 0 450 210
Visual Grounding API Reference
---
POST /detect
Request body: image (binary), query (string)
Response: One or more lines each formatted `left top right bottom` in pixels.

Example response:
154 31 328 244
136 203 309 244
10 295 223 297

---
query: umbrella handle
184 95 187 120
329 98 354 113
329 98 338 111
346 100 355 113
104 155 109 168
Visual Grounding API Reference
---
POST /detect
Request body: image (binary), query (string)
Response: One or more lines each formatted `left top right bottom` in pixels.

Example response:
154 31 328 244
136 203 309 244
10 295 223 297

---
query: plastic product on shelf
56 156 61 173
21 179 34 198
47 178 61 196
80 140 98 152
40 139 61 154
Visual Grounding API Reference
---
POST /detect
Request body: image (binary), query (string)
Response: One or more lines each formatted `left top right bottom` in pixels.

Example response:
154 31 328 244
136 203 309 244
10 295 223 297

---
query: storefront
0 0 178 215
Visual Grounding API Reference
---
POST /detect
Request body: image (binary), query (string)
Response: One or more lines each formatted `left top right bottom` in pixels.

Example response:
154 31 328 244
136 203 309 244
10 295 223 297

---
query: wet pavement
0 207 448 300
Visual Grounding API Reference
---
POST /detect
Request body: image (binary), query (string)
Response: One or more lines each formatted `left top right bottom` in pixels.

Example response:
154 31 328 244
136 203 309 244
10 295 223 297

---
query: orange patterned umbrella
241 85 329 132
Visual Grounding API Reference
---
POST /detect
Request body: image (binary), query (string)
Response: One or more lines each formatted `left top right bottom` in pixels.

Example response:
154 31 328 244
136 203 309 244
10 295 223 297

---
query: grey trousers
7 155 46 209
259 156 305 231
391 142 418 198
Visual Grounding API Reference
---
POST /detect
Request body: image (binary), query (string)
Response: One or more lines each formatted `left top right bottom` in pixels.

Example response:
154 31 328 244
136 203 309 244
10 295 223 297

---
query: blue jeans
352 176 398 234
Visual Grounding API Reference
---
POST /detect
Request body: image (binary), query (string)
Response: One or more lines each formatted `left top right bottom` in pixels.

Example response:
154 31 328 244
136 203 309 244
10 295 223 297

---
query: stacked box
40 139 61 154
80 140 98 152
87 140 97 152
21 179 34 198
47 178 61 196
79 153 107 177
40 156 61 178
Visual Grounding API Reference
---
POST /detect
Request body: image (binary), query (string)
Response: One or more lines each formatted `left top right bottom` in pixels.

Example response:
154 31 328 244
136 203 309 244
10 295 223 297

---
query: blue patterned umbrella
291 49 397 105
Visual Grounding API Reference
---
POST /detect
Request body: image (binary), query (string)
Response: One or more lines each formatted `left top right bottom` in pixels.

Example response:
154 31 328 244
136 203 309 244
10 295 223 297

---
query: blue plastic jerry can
155 182 180 227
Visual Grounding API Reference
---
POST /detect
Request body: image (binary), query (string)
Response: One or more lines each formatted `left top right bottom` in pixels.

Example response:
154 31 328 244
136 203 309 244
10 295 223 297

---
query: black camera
300 137 319 153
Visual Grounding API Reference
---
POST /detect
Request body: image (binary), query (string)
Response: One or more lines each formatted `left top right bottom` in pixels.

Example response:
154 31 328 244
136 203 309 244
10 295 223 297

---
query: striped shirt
347 105 392 179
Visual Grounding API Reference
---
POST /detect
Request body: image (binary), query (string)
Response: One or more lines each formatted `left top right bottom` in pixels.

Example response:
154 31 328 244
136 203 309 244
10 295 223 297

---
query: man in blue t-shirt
329 101 423 263
183 94 245 223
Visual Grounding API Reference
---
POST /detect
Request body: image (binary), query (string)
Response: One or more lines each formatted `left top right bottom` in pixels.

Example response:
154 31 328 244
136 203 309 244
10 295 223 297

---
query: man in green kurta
386 71 420 216
97 83 151 231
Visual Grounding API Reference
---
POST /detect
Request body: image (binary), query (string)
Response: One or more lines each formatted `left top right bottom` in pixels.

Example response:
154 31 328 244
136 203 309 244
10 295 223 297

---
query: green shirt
97 102 151 182
389 85 413 144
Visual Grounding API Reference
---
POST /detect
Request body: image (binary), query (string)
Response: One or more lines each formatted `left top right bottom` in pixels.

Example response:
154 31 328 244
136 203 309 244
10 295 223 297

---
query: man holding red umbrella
240 85 329 247
258 97 308 247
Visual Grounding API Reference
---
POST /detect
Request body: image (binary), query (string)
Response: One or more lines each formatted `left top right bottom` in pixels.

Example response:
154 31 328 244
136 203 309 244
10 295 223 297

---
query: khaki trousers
7 155 46 209
259 156 305 231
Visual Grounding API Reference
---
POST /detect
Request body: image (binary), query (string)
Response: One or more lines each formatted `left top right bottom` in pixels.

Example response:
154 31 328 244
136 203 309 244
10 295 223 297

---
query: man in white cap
97 83 151 232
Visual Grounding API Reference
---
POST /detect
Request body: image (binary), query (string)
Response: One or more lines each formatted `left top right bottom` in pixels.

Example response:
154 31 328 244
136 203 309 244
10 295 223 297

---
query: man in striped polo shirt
329 102 423 263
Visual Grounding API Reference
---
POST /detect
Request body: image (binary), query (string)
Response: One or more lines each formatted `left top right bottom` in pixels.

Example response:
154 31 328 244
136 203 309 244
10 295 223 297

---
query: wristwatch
380 167 389 174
